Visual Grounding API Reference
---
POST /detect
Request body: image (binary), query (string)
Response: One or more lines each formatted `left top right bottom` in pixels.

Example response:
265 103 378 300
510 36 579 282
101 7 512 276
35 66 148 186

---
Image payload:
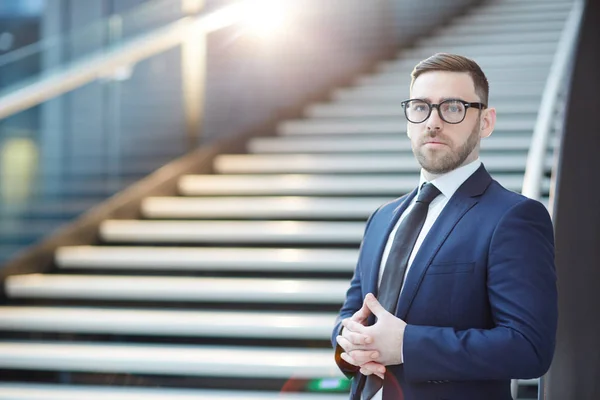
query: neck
422 169 442 182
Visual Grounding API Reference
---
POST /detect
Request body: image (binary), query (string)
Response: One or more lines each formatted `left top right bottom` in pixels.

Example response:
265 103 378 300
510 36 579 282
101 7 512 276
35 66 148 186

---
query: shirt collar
418 158 482 200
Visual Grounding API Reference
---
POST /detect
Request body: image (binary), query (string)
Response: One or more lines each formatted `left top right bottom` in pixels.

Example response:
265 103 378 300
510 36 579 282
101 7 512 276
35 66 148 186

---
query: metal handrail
0 2 244 121
521 0 584 201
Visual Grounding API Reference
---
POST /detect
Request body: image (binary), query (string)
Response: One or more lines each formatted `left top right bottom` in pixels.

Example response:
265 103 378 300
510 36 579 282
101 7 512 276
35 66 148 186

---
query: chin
419 158 458 175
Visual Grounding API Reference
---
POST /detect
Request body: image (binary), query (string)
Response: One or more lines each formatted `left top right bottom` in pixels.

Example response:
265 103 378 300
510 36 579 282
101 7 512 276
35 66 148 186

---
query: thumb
364 293 389 318
351 299 372 322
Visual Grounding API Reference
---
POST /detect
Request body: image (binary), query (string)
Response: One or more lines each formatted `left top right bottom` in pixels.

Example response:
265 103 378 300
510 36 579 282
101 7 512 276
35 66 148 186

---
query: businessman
332 53 558 400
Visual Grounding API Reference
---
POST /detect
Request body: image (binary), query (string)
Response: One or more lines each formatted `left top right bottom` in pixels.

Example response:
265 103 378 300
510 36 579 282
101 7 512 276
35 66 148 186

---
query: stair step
249 135 549 153
441 21 564 35
0 342 343 378
417 31 561 46
404 42 558 57
458 10 568 24
473 2 571 14
379 54 554 72
213 154 551 174
0 306 336 339
362 67 550 86
142 196 389 219
0 384 349 400
177 174 547 196
99 220 365 244
5 275 348 303
55 246 358 272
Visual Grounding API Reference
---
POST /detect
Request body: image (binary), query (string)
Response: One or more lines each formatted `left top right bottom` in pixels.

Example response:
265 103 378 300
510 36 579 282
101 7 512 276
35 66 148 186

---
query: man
332 53 557 400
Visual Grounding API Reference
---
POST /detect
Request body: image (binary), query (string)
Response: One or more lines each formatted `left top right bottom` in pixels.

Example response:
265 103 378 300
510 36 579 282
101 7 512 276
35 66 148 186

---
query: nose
426 105 443 131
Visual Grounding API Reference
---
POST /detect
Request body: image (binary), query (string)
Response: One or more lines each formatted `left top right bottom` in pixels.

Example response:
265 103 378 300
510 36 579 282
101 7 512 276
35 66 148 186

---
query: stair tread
178 173 549 195
0 384 349 400
0 341 344 378
6 274 348 303
56 245 358 271
0 306 336 339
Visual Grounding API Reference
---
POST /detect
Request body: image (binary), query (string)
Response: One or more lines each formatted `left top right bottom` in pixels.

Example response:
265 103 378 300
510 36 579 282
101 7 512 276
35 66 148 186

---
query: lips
423 141 447 146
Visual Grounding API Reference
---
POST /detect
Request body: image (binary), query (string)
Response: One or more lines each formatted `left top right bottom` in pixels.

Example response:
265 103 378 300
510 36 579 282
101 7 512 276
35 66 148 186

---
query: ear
479 107 496 139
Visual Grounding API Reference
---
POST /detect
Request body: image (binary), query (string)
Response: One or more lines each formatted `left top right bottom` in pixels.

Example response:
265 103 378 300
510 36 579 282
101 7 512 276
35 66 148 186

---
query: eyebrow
417 97 463 103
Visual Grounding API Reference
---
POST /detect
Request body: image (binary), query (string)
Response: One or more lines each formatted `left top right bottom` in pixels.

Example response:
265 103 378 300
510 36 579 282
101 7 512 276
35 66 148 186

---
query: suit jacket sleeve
402 198 558 382
332 207 380 378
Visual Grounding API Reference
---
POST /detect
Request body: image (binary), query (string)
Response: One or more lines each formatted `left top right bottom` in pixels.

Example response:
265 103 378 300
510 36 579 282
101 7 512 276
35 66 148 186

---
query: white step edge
277 119 535 135
99 220 366 244
378 55 554 72
403 42 558 57
249 136 546 153
0 307 337 339
0 383 349 400
0 342 344 379
473 2 571 13
457 11 568 24
362 68 550 85
353 76 548 89
56 246 358 271
441 21 564 35
178 174 421 196
416 31 561 46
214 154 552 174
177 174 547 196
5 275 349 303
142 196 389 219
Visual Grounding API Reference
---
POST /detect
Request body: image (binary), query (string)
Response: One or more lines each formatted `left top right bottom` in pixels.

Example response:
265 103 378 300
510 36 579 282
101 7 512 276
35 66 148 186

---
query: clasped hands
336 293 407 379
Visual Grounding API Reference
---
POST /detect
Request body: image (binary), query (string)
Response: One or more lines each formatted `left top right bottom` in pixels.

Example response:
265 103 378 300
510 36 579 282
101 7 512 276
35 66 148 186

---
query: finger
340 352 360 367
342 318 368 335
338 334 372 352
361 361 386 375
364 293 389 318
347 349 380 365
342 326 373 345
360 362 386 379
336 335 357 353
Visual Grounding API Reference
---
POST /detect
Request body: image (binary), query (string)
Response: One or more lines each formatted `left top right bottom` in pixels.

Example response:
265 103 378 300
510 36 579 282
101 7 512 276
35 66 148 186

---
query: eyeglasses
400 99 487 124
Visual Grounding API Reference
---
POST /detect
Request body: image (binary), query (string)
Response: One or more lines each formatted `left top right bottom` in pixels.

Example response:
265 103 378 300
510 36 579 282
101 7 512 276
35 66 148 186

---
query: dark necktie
362 182 441 400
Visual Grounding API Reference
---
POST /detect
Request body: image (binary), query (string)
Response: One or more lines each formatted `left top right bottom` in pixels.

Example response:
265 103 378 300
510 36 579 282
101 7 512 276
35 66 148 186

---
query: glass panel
0 0 186 94
0 48 186 266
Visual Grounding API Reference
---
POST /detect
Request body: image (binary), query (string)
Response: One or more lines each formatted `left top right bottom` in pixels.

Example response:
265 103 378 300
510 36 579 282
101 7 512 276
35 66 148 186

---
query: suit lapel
395 165 493 320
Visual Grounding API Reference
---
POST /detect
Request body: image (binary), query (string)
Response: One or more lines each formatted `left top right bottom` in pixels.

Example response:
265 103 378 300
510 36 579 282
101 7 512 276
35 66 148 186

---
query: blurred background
0 0 597 399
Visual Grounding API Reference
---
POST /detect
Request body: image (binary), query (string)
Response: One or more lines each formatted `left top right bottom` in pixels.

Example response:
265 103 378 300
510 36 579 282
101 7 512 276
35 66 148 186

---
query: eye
442 101 464 113
410 101 428 112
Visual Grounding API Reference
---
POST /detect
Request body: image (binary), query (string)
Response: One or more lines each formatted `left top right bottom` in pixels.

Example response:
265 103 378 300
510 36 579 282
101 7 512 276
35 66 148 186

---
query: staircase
0 0 571 398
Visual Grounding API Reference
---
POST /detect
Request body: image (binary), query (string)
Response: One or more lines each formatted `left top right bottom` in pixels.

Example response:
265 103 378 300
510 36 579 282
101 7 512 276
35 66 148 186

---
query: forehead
410 71 477 101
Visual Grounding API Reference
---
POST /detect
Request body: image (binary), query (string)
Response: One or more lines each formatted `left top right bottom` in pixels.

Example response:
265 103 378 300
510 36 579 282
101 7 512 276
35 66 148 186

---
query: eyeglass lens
404 100 466 124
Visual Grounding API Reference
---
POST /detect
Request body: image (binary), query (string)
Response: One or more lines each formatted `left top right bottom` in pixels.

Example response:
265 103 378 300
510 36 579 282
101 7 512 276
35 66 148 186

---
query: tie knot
417 182 440 204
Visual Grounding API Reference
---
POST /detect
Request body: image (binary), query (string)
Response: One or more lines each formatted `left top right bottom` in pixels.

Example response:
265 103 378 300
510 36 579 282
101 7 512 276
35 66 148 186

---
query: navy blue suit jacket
332 165 557 400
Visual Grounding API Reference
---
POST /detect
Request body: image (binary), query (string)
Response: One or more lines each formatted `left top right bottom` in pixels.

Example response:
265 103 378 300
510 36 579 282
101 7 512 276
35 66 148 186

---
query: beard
412 118 481 175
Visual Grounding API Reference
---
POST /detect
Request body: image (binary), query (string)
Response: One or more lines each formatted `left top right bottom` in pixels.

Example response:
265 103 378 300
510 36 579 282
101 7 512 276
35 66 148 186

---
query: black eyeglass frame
400 98 487 124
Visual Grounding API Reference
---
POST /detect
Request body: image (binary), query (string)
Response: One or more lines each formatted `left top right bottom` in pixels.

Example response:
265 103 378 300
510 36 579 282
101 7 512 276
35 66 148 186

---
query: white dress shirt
368 159 481 400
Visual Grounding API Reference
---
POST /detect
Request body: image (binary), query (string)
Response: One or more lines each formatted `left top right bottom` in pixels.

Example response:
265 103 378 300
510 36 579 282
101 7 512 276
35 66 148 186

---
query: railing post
181 0 206 148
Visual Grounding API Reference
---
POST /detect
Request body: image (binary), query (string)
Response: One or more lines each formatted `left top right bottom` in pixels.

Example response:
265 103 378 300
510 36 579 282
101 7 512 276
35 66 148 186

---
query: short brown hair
411 53 489 105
